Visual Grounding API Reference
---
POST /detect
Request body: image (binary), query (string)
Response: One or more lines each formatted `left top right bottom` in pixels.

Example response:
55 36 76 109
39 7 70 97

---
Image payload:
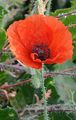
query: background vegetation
0 0 76 120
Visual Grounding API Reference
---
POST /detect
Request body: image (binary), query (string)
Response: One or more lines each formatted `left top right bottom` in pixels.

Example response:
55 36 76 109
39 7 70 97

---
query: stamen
32 44 50 61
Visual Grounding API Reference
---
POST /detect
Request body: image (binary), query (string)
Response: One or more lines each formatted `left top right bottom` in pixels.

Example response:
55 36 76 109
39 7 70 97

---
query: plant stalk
41 63 49 120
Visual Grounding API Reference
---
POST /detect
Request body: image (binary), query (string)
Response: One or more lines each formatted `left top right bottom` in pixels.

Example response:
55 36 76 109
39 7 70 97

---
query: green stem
45 0 52 15
41 63 49 120
30 0 38 15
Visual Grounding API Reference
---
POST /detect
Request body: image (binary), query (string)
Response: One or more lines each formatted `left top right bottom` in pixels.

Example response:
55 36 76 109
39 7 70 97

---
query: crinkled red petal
7 14 73 69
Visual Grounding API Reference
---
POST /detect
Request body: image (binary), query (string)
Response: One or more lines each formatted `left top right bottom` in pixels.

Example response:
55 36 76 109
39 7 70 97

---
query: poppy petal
7 14 73 69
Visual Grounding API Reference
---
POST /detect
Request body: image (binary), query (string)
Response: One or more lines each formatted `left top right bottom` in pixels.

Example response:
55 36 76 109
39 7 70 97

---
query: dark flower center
32 44 50 61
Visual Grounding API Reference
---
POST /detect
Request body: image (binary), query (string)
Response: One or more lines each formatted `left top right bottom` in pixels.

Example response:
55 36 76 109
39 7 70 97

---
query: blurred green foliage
0 107 19 120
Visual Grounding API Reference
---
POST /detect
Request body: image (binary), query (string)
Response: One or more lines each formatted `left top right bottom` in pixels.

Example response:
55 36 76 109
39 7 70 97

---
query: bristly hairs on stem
37 0 48 14
30 0 38 15
41 63 49 120
45 0 52 15
36 1 50 119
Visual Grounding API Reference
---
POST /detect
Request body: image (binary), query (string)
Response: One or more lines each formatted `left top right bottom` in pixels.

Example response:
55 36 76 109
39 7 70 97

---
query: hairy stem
41 63 49 120
30 0 38 15
46 0 52 15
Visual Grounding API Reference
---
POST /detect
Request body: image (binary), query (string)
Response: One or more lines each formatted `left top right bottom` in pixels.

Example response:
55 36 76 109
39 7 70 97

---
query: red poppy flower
6 14 73 69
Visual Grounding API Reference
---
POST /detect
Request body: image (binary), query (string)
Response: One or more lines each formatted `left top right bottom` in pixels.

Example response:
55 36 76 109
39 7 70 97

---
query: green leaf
71 0 76 8
0 6 7 27
0 107 19 120
0 71 17 85
53 61 76 103
38 112 75 120
10 73 34 109
0 6 7 17
73 43 76 61
0 29 6 51
44 77 59 104
62 15 76 25
10 84 35 109
61 15 76 40
50 8 74 17
0 53 10 62
31 68 42 88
